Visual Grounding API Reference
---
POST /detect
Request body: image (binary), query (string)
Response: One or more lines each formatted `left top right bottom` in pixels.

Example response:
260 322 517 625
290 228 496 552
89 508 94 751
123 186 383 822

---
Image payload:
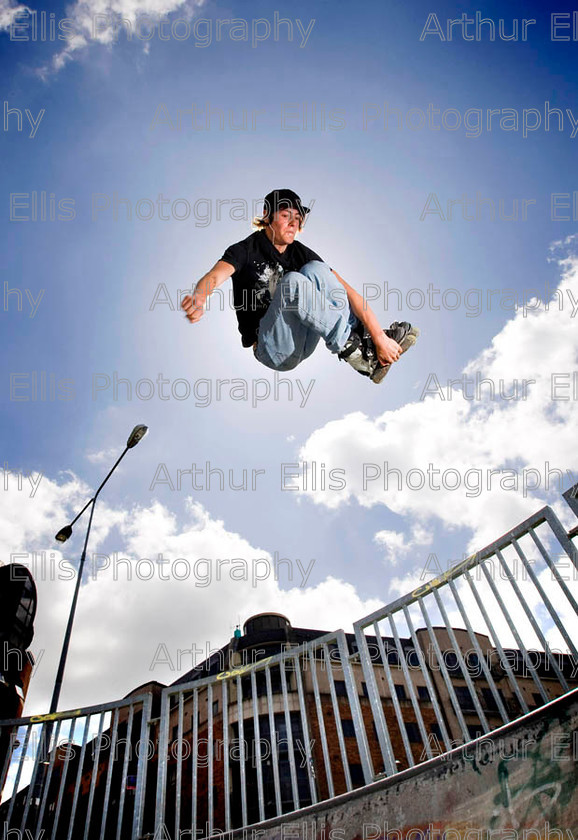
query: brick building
2 610 575 839
150 611 577 832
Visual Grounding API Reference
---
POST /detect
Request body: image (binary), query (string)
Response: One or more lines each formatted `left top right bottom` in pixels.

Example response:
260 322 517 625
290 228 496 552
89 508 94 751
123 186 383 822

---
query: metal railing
153 628 373 838
1 483 577 839
353 490 578 777
0 693 153 840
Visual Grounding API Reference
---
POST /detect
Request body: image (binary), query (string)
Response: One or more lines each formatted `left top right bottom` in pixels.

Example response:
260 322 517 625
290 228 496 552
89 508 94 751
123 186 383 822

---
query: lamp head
127 424 148 449
55 525 73 543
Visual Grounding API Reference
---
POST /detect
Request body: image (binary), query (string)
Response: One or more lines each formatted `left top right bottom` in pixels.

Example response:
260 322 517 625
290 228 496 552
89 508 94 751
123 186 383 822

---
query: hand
181 294 204 323
373 332 403 366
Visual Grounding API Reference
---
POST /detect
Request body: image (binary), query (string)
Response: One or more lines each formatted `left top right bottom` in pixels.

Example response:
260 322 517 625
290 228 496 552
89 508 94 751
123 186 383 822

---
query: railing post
336 631 374 784
563 481 578 518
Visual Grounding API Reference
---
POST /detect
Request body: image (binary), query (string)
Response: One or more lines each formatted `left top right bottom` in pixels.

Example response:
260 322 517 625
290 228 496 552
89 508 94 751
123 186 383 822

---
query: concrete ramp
229 689 578 839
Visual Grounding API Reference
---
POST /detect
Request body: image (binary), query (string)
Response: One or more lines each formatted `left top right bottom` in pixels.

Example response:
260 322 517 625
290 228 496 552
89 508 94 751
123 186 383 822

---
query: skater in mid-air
181 189 419 384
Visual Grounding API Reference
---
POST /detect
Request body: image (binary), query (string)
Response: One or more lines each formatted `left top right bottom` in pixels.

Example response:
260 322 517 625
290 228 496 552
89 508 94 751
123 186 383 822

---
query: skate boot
338 321 419 384
371 321 420 383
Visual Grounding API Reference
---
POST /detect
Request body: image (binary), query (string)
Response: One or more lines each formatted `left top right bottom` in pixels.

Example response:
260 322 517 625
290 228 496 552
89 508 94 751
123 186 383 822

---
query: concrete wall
224 688 578 840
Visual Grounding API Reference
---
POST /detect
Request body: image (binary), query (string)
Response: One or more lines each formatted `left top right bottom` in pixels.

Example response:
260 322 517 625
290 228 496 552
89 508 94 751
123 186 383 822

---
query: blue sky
2 0 578 712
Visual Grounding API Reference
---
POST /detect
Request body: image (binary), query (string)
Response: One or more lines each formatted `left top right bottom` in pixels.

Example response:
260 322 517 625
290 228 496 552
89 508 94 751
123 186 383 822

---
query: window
394 684 407 701
11 578 35 647
327 643 340 665
341 719 356 737
417 686 430 701
334 680 347 697
429 722 443 739
366 643 380 662
404 722 422 743
242 669 285 699
467 724 484 740
361 682 369 698
406 649 420 668
444 652 460 672
15 590 34 628
466 652 480 675
387 649 400 666
481 687 500 712
212 700 219 716
454 686 474 711
532 693 544 707
348 763 365 787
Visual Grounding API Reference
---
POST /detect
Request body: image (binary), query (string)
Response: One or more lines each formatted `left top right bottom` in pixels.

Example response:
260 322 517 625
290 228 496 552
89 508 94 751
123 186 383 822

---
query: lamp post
49 424 148 714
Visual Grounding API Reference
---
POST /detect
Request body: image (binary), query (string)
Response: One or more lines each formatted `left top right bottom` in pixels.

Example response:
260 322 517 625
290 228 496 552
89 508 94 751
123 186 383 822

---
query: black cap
262 189 310 220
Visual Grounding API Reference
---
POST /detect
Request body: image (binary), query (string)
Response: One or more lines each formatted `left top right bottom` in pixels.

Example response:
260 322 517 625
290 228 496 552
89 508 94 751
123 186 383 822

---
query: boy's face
267 207 304 245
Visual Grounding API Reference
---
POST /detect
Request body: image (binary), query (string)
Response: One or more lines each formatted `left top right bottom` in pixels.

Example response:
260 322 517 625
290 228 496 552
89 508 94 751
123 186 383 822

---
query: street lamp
49 424 148 713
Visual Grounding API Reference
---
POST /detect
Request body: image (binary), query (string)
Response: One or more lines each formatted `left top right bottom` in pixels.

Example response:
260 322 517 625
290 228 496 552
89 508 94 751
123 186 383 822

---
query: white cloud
86 446 124 464
35 0 204 75
294 247 578 554
374 523 432 566
2 474 382 716
0 0 29 32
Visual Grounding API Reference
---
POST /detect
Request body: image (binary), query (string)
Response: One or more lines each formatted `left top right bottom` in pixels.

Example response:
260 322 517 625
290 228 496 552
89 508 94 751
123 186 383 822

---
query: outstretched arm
331 269 403 366
181 260 235 323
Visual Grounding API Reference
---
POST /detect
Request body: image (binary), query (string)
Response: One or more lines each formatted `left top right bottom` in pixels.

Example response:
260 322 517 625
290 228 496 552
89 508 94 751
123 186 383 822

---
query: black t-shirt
220 229 323 347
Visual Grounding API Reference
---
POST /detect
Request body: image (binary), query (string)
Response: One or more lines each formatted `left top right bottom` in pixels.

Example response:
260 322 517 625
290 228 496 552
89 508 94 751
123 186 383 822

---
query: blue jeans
254 261 358 371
